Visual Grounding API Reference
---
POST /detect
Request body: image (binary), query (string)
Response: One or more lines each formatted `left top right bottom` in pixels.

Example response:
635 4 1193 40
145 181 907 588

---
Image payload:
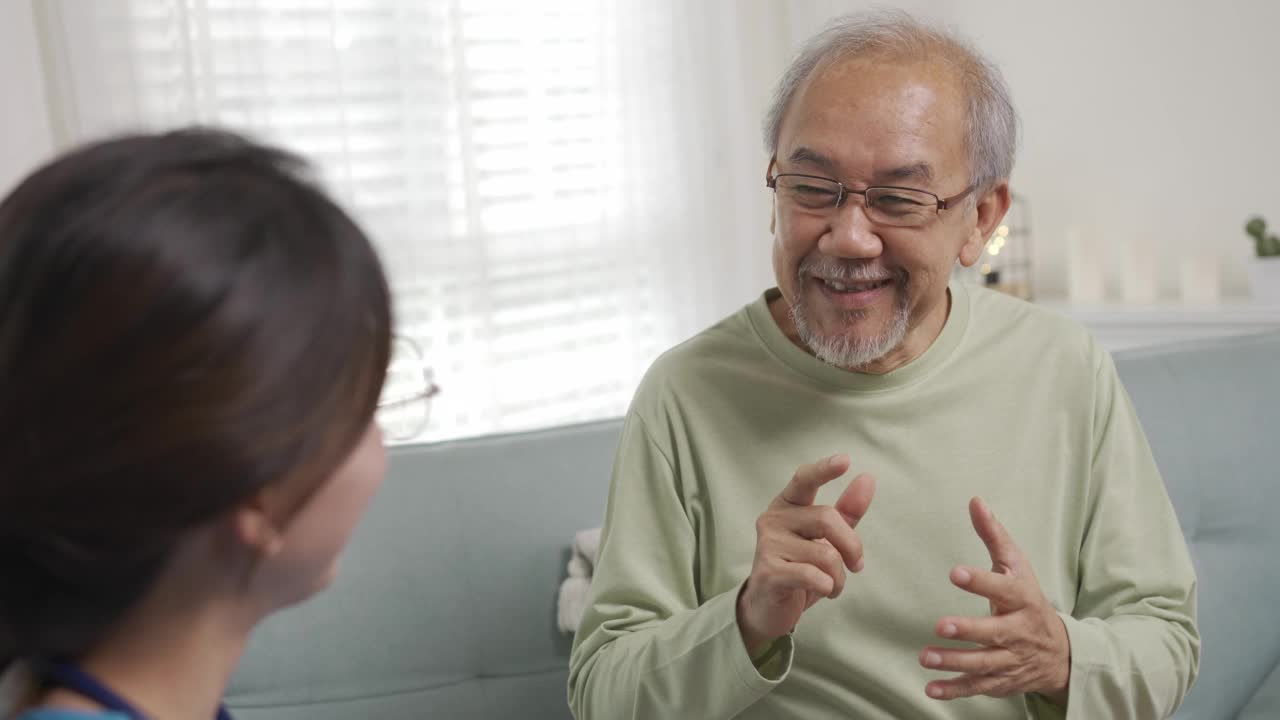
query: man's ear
766 156 778 236
959 182 1011 268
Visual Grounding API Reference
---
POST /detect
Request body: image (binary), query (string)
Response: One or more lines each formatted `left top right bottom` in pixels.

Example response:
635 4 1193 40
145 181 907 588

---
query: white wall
960 0 1280 300
0 0 54 196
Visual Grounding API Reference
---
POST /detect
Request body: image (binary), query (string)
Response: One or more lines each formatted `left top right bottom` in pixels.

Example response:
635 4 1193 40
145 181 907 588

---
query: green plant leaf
1246 216 1267 239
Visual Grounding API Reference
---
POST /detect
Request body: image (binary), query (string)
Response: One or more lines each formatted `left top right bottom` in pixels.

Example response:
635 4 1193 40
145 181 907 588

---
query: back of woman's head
0 128 392 664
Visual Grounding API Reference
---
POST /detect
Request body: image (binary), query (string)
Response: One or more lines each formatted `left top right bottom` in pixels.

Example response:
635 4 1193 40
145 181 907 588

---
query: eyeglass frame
376 335 441 440
765 164 976 224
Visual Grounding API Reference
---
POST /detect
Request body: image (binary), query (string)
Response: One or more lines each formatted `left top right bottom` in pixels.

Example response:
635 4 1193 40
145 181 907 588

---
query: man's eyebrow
876 162 935 185
785 149 936 186
785 147 839 174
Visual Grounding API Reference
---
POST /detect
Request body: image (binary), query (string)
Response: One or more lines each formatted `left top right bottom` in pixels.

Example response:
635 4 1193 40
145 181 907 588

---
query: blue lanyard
44 661 234 720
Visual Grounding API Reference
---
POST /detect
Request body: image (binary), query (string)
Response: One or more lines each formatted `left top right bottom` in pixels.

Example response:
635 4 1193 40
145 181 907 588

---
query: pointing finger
775 454 851 508
968 497 1021 572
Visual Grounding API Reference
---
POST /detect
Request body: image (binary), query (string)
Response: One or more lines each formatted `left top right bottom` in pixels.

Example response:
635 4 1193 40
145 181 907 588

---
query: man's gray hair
763 10 1018 190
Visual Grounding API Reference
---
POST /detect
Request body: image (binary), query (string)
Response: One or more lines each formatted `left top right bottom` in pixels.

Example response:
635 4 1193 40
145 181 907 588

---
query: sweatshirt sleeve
567 411 791 719
1048 350 1200 719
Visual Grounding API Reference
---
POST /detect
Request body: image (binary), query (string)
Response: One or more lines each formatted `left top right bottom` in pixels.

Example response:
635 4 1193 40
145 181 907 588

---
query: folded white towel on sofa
557 527 602 633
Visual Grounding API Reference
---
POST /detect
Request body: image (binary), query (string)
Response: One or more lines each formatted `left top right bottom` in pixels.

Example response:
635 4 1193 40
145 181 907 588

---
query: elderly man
568 11 1198 720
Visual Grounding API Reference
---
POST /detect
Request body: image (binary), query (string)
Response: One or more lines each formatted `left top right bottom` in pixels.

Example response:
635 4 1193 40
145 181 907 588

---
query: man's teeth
823 278 887 292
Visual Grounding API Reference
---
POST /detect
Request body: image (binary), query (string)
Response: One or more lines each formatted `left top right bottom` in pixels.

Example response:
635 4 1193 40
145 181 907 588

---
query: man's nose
819 195 884 259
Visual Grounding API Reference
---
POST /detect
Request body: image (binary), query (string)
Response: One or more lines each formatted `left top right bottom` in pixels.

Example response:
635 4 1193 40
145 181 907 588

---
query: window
40 0 732 442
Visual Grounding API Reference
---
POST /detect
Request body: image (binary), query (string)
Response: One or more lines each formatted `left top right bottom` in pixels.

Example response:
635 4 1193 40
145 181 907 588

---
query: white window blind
39 0 742 443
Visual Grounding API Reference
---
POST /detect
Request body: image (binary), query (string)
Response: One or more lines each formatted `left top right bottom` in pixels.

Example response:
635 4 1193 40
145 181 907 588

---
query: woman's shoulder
3 663 128 720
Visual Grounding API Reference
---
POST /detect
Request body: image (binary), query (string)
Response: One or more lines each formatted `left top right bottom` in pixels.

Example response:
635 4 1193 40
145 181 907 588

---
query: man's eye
794 184 836 196
876 194 925 206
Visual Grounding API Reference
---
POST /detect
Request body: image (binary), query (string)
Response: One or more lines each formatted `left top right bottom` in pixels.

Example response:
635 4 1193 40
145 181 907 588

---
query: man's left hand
920 497 1071 705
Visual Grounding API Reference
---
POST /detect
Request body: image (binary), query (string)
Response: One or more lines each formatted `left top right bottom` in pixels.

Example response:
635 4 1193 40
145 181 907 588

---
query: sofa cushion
1237 660 1280 720
1114 331 1280 719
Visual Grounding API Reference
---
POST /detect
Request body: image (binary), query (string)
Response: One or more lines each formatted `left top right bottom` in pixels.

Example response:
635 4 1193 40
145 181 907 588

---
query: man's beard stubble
788 257 910 371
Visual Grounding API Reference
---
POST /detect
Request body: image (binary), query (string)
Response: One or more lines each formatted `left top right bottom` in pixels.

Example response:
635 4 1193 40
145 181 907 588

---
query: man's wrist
1041 615 1072 705
735 588 770 656
749 635 786 666
1042 678 1069 707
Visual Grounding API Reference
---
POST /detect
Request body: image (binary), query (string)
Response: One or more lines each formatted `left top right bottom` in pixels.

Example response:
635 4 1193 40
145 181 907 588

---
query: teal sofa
225 331 1280 719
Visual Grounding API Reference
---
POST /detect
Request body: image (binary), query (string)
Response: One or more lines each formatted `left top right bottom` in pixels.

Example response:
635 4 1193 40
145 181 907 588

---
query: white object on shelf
1042 302 1280 352
1121 233 1157 304
1179 253 1220 305
1246 257 1280 305
1066 227 1105 304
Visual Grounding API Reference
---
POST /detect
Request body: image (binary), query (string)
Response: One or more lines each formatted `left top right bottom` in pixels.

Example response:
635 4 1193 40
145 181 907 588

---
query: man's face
770 58 1000 370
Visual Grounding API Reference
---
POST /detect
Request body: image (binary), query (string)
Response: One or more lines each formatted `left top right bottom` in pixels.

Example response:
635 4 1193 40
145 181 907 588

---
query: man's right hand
736 454 877 656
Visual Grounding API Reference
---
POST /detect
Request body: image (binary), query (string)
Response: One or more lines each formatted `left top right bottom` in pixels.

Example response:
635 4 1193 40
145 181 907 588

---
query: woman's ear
232 491 286 558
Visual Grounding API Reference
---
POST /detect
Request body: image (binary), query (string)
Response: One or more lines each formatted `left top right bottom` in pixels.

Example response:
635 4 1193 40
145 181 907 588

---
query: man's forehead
778 58 967 184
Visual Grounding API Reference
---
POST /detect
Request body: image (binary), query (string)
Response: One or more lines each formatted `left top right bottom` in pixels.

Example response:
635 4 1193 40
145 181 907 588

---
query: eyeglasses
766 170 975 228
376 335 440 443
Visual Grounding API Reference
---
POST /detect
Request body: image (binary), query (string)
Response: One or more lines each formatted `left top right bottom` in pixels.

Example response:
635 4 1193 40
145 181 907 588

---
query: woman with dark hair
0 128 394 720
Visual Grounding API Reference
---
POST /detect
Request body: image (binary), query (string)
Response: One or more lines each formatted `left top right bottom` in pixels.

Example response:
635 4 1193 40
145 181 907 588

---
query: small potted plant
1245 216 1280 304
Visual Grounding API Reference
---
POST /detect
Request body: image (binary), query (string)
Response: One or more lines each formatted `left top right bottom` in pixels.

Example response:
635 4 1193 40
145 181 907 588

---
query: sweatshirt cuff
713 583 793 693
750 634 793 680
1058 612 1108 718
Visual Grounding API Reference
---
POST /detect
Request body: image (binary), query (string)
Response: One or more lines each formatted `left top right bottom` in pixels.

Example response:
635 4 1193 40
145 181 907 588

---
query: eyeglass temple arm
937 184 978 210
378 383 441 410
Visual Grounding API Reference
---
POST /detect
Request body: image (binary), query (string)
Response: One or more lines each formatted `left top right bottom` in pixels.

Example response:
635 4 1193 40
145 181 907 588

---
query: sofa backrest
1114 331 1280 719
225 420 622 720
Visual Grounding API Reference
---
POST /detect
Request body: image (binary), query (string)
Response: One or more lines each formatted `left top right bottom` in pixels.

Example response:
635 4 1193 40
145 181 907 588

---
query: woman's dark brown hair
0 128 393 664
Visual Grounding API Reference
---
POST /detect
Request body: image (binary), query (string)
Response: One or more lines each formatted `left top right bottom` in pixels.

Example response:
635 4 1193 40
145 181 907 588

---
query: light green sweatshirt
568 284 1199 719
